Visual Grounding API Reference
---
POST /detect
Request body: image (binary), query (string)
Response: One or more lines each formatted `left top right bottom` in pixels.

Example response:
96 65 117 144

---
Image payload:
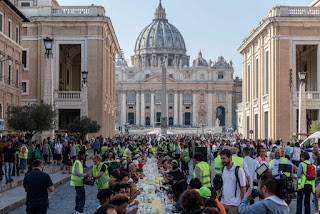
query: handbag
83 176 95 186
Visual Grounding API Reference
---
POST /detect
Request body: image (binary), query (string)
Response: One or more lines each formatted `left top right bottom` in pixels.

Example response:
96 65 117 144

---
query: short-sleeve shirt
23 169 53 208
2 146 16 162
221 163 246 206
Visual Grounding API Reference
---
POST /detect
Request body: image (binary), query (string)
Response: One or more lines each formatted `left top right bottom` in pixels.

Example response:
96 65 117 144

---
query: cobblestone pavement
9 180 99 214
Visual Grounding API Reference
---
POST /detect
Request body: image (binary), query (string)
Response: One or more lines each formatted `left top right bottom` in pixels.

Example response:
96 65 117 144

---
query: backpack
221 165 241 197
303 161 316 180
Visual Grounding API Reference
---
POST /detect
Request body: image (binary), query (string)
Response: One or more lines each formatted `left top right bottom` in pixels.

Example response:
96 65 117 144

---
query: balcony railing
295 91 320 100
54 91 81 100
184 101 192 105
127 101 135 105
262 94 269 103
253 99 258 106
245 102 250 109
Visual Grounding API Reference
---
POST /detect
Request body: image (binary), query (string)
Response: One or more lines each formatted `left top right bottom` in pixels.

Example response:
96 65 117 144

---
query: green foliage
310 120 320 134
67 116 100 136
7 104 56 136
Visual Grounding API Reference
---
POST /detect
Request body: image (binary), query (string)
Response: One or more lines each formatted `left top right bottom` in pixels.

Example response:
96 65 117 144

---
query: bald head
274 148 281 159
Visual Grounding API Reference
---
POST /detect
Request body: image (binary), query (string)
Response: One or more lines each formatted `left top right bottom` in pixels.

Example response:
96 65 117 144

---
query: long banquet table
136 156 173 214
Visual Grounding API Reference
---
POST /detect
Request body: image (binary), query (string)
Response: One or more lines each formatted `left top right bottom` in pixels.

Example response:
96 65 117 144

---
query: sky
58 0 312 77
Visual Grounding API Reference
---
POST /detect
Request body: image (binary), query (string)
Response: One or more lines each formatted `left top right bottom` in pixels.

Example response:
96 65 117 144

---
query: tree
7 103 56 137
310 120 320 134
67 116 101 137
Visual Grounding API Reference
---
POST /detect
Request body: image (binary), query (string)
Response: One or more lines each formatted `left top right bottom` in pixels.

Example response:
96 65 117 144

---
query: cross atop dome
154 0 167 21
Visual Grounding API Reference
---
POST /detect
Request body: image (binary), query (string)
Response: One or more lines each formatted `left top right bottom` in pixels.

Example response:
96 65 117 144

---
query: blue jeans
75 186 85 213
4 162 13 182
20 159 27 171
297 184 312 214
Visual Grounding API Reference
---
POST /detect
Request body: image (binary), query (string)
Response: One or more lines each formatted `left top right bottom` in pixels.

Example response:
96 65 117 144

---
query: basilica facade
115 2 242 130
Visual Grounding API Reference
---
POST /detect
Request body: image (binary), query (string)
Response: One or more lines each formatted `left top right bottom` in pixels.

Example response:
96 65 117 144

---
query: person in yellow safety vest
118 144 125 158
101 144 109 156
19 141 28 173
70 151 89 214
193 152 211 187
92 155 109 190
231 147 251 187
151 144 157 156
269 148 293 177
181 144 190 175
214 154 222 175
173 141 181 161
168 142 175 158
123 147 132 158
296 152 315 214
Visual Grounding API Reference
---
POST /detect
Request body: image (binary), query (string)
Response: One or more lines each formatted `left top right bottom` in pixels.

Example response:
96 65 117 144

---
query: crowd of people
3 134 320 214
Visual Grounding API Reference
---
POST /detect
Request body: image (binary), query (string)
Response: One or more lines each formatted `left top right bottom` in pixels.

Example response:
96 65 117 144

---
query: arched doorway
216 106 225 126
145 117 150 126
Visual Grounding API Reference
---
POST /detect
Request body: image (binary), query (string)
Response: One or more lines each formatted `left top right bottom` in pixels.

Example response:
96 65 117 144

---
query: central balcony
54 91 83 108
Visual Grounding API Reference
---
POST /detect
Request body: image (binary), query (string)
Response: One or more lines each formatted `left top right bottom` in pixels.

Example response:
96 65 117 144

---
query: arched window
145 94 151 103
155 93 161 104
218 71 224 79
184 93 192 103
200 93 205 103
168 94 174 103
127 92 135 103
218 93 225 103
216 106 225 126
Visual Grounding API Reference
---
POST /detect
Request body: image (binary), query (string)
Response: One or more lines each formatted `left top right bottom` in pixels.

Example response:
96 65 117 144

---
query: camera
251 163 298 202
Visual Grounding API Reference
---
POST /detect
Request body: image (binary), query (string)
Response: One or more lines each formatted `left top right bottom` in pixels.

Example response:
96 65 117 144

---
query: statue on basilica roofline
158 57 162 67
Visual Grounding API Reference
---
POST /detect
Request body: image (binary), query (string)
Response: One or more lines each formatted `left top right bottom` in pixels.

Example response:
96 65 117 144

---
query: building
0 0 28 130
14 0 120 137
116 2 241 132
238 0 320 141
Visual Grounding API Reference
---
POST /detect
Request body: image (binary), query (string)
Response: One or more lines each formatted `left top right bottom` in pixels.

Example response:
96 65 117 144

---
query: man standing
193 152 211 187
2 139 16 184
296 152 315 214
71 151 89 214
220 149 246 214
92 155 109 190
19 141 28 174
0 138 4 181
23 159 55 214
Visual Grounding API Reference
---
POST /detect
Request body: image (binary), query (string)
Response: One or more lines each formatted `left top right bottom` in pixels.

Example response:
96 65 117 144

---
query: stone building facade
0 0 28 130
116 2 241 131
14 0 120 137
238 0 320 141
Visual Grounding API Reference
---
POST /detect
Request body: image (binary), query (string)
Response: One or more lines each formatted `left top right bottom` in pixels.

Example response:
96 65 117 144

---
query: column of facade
121 91 126 124
226 91 233 127
192 91 197 125
136 91 140 125
179 91 183 125
207 91 213 126
317 44 320 91
212 91 217 125
174 91 178 125
141 92 145 126
150 91 155 125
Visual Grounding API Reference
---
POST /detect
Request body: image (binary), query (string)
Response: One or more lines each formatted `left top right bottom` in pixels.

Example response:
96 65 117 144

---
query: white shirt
221 163 246 206
243 156 259 187
291 147 301 161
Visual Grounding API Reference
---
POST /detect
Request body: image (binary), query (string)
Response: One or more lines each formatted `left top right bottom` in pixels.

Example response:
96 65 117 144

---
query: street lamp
43 37 53 58
298 71 307 140
82 70 88 85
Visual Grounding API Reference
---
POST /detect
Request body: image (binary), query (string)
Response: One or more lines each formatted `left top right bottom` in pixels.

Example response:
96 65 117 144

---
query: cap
197 187 212 198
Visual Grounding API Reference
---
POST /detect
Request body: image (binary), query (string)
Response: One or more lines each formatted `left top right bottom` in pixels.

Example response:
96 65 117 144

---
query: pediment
142 75 178 83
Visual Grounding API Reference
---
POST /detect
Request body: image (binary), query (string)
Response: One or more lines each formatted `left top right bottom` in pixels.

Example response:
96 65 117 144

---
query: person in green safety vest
19 141 28 173
151 144 157 157
168 141 175 158
269 148 293 177
101 143 109 157
118 144 125 158
92 155 109 190
232 147 251 187
70 151 89 214
193 152 211 187
296 152 316 214
181 144 190 175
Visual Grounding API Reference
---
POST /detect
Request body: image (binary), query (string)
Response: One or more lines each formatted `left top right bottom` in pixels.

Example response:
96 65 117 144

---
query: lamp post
43 37 54 137
81 70 88 118
298 71 307 140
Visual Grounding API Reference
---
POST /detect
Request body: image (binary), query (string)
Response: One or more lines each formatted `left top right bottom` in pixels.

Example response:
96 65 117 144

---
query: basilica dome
132 1 189 68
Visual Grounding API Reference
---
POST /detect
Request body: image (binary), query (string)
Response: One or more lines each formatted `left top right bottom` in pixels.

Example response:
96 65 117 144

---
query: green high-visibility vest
183 148 190 163
123 148 130 158
76 144 80 155
270 158 290 177
27 145 34 159
298 160 315 192
232 156 244 168
19 145 28 160
93 162 109 190
214 155 222 174
151 147 157 156
193 161 211 187
118 147 124 157
70 160 84 186
101 146 108 156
